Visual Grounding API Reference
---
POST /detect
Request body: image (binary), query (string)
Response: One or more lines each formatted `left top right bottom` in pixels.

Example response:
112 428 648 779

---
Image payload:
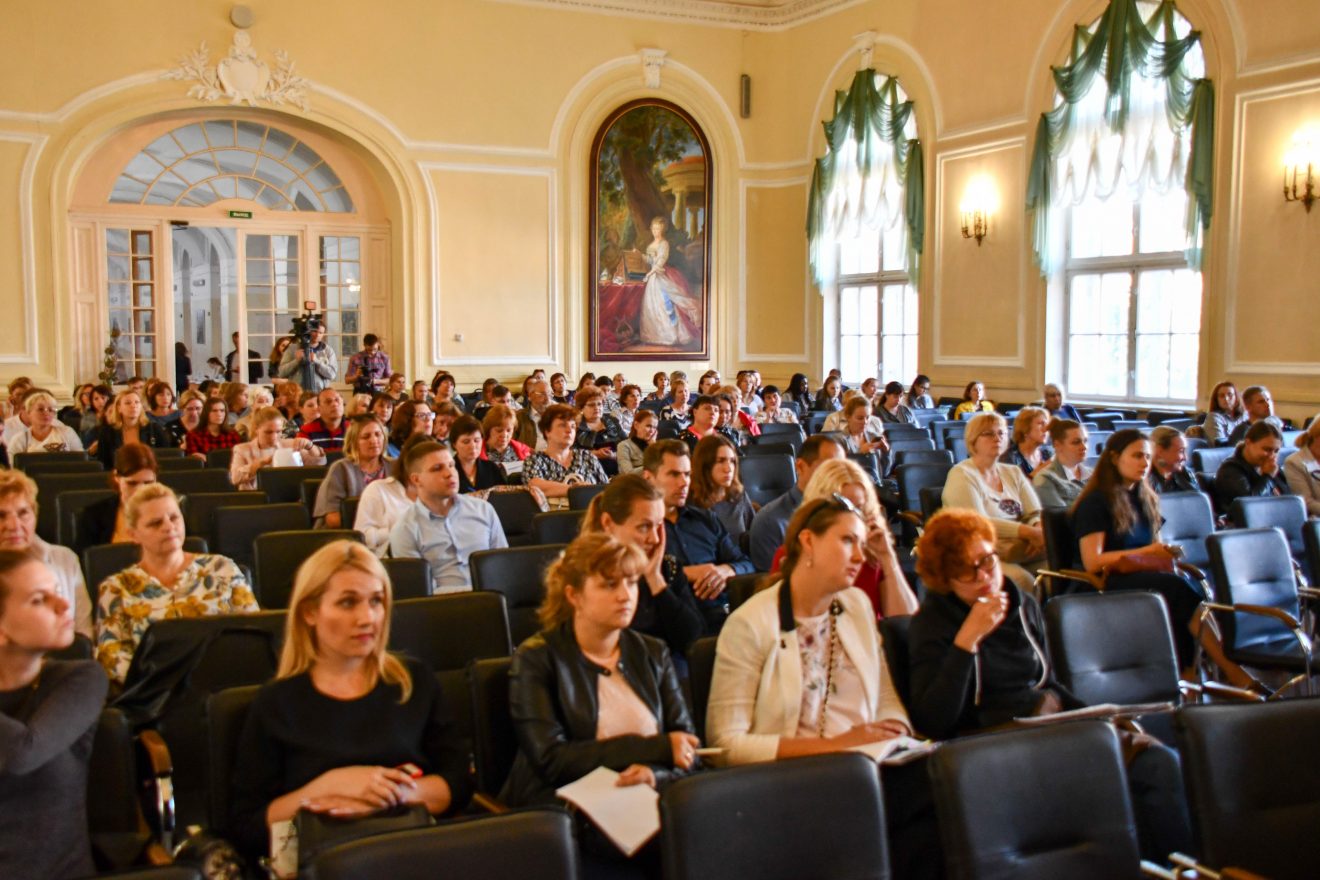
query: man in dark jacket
1213 421 1291 524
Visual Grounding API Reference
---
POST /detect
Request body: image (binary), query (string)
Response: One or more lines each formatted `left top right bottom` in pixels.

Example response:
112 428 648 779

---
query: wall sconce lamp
1283 131 1316 212
960 176 997 245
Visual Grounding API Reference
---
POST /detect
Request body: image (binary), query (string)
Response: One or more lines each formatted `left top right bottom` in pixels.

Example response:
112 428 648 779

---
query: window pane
1170 269 1202 334
838 229 880 276
881 222 907 272
1099 273 1131 334
1070 195 1134 259
1135 333 1170 399
841 336 860 383
840 287 859 329
1138 188 1188 254
859 286 878 335
1168 334 1199 400
903 285 919 335
1068 274 1100 333
1136 270 1173 335
858 336 878 381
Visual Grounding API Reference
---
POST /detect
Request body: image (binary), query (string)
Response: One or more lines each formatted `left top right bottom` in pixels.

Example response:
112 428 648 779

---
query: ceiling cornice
488 0 865 31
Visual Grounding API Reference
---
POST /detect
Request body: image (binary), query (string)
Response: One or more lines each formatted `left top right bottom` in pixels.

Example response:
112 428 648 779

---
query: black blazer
500 623 694 807
75 495 121 556
92 422 174 469
457 457 507 493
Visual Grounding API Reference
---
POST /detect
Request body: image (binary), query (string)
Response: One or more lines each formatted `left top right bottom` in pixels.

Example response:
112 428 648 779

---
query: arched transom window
109 119 354 212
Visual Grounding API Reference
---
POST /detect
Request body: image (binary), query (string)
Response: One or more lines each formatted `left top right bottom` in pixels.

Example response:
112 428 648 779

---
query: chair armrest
1298 587 1320 601
1034 568 1104 595
135 730 177 854
1196 681 1267 703
897 511 923 529
471 792 510 814
1138 861 1178 879
137 729 173 776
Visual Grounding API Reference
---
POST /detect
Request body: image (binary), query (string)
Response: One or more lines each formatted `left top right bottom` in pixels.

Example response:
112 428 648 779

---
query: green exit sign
228 210 253 219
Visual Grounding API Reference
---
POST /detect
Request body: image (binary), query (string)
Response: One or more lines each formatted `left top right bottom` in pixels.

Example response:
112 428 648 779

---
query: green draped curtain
1025 0 1214 274
807 69 924 286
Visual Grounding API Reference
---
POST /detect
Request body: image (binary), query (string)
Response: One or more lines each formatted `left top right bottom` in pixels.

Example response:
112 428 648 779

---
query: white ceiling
489 0 863 30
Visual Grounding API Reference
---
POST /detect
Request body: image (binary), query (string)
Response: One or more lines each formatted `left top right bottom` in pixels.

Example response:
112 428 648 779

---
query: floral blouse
794 610 868 738
523 447 608 486
95 554 259 684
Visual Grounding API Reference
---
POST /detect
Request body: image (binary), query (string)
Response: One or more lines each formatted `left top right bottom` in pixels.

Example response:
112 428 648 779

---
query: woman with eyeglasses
903 375 933 411
707 494 911 766
907 507 1194 860
74 443 158 555
4 391 83 454
388 400 434 453
942 412 1044 592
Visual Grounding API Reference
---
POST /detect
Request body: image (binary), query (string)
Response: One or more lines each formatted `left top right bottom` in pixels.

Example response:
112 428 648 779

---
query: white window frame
832 234 917 388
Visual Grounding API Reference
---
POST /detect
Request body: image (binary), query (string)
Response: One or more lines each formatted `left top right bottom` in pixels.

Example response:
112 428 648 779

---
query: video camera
290 304 325 350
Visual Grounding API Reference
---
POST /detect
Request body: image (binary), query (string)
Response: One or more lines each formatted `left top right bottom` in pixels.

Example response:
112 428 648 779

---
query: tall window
1029 0 1212 405
808 70 924 387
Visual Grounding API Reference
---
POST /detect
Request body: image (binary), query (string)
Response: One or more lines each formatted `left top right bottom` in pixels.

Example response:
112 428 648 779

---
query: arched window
808 71 924 386
110 119 353 212
1028 0 1212 403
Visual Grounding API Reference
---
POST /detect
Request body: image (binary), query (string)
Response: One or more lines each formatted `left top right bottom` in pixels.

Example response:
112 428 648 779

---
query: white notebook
556 766 661 856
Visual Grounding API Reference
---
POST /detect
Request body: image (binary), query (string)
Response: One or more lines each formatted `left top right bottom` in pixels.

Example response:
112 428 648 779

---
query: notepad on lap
556 766 661 856
850 735 938 765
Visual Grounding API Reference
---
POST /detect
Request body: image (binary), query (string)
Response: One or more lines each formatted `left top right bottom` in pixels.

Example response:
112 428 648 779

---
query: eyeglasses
976 429 1007 440
954 551 1000 581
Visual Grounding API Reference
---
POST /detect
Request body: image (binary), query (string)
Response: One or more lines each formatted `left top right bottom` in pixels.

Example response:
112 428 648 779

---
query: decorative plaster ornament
854 31 877 70
641 48 668 89
165 30 310 111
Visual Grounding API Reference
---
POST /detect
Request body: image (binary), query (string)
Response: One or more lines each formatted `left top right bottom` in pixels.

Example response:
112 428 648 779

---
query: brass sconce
1283 131 1315 212
960 176 997 245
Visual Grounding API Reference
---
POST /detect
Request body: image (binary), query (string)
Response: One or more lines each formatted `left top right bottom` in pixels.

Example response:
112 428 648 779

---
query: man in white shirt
755 385 799 425
389 441 507 593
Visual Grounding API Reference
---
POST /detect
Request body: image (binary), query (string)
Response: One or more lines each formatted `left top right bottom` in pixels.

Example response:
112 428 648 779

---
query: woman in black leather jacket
502 531 699 812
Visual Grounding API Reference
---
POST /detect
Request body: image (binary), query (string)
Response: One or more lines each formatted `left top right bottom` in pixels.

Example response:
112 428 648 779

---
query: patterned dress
95 554 259 683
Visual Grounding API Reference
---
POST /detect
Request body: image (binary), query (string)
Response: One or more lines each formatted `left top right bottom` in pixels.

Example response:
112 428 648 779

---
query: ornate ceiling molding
164 30 310 112
488 0 864 31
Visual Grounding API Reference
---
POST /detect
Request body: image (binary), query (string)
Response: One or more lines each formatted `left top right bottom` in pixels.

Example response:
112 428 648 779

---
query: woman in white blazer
706 494 910 766
1284 417 1320 518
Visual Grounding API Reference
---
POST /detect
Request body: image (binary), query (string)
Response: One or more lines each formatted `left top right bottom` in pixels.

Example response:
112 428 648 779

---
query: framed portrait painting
589 99 711 361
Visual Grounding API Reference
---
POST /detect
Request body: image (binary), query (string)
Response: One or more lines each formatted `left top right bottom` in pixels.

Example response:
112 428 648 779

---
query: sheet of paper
556 766 661 856
501 460 525 476
850 735 938 765
1012 701 1175 725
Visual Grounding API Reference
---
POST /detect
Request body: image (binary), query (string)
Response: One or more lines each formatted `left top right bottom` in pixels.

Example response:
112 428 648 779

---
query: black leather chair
895 463 950 535
34 471 113 542
754 425 804 453
1206 527 1315 695
389 593 513 742
470 543 566 646
117 612 286 830
380 556 432 601
686 635 718 738
944 436 968 462
307 809 581 880
738 454 795 507
158 468 235 496
566 483 606 511
660 752 889 880
1192 446 1234 474
152 447 186 459
467 656 516 803
888 437 937 459
13 449 90 470
206 685 259 834
883 424 930 442
1306 519 1320 587
1230 495 1307 558
57 487 116 549
179 491 267 549
918 486 943 524
300 478 324 516
204 448 233 471
88 707 177 869
1035 507 1099 599
1176 698 1320 880
1158 490 1216 583
212 503 310 573
257 465 329 503
1088 431 1114 456
724 572 761 612
928 721 1141 880
251 529 364 608
531 509 584 545
849 451 884 486
156 456 204 471
339 494 361 530
894 449 952 468
83 537 209 606
19 458 104 476
742 441 796 458
488 490 542 546
926 419 962 450
878 614 913 709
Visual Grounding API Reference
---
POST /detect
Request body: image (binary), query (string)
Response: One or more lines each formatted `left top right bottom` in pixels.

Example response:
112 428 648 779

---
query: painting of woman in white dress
590 100 710 360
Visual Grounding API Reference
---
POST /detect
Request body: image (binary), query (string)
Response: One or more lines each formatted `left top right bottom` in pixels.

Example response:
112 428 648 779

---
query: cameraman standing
276 319 338 393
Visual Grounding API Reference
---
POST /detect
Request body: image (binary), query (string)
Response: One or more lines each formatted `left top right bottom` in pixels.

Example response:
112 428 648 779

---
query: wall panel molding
738 177 811 362
0 132 45 364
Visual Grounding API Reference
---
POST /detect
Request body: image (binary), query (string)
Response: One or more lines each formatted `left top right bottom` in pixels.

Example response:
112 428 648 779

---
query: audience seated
389 399 435 452
903 374 934 410
355 435 426 557
515 379 551 450
288 390 319 436
831 396 890 462
480 404 532 480
688 435 754 545
875 381 918 427
660 378 694 427
94 390 174 468
389 441 508 593
735 371 762 415
79 384 113 441
228 540 471 865
367 393 398 455
5 391 83 454
1203 380 1245 447
549 372 572 406
772 459 918 620
449 415 508 495
0 549 108 880
167 388 205 447
643 370 670 404
1074 430 1261 690
224 383 251 429
1226 384 1283 445
707 496 911 766
951 381 994 419
1147 425 1197 495
186 396 242 460
581 476 705 658
1213 420 1291 519
747 434 845 571
681 394 720 451
1000 406 1052 479
906 508 1192 860
941 412 1044 591
814 375 844 412
1283 416 1320 517
429 371 467 413
76 443 159 554
755 384 798 425
523 405 608 500
573 387 626 470
615 383 641 435
785 373 813 411
231 406 323 491
95 484 257 684
0 470 92 638
714 388 759 447
617 408 656 475
298 388 348 454
1042 382 1082 422
315 415 392 528
1032 419 1091 508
